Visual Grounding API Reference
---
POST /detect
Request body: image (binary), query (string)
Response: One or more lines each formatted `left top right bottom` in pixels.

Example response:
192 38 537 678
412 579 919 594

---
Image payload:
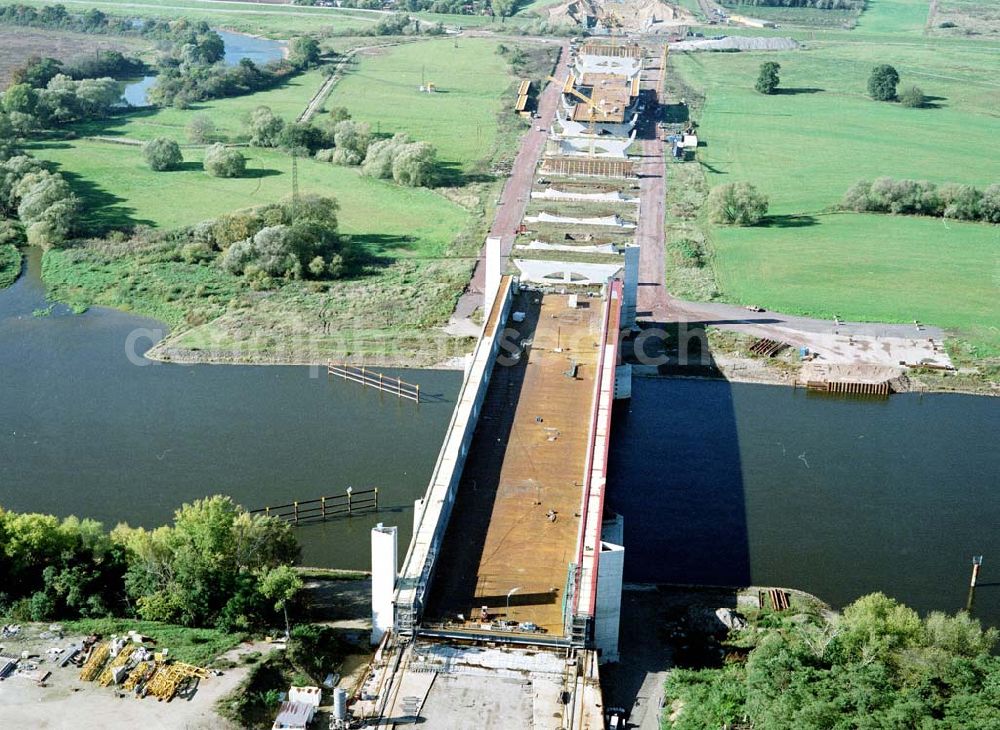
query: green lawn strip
0 244 21 289
61 618 242 667
327 37 513 172
710 213 1000 357
18 0 378 36
855 0 934 35
75 69 331 144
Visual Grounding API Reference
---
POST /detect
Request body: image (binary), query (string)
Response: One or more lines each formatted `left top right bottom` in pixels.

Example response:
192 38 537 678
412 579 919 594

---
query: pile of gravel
670 35 800 52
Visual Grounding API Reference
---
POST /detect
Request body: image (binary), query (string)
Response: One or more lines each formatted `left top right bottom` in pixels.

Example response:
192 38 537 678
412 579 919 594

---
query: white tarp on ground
532 188 639 204
514 258 624 286
574 55 641 79
556 107 638 138
525 212 636 228
670 35 799 52
516 240 619 255
558 134 635 159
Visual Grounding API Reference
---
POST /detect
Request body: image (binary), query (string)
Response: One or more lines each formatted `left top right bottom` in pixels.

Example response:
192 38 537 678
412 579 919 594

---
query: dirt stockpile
548 0 696 31
670 35 800 51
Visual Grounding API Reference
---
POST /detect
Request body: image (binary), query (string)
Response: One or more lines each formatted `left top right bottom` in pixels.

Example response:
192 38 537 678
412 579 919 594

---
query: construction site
337 39 666 730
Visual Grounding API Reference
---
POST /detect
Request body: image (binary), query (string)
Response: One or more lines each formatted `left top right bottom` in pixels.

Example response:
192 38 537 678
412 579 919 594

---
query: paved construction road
449 41 570 330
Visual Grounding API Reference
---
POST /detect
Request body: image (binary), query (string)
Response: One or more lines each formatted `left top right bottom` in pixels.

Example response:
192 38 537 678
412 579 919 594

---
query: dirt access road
448 39 570 332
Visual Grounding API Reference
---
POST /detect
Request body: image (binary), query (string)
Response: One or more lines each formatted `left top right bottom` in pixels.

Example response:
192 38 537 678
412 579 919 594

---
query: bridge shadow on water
607 322 752 588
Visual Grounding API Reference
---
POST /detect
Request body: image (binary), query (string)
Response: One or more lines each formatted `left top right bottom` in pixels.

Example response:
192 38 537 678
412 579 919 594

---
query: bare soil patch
0 27 151 88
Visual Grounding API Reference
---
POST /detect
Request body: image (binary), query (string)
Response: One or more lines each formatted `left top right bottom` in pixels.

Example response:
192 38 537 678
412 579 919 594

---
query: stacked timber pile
79 641 110 682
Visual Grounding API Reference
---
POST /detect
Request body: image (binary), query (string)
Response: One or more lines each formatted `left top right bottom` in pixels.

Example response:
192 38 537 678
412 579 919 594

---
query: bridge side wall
573 279 623 656
394 276 515 631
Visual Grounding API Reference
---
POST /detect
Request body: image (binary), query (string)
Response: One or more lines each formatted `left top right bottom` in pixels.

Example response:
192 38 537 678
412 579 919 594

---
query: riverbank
0 244 20 290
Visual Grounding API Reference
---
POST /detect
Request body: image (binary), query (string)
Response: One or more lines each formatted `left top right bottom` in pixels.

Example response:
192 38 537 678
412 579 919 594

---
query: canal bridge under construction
389 269 633 661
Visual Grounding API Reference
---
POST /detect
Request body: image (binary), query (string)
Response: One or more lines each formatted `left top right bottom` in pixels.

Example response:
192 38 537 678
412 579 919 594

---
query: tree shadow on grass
774 87 825 95
762 213 819 228
918 94 947 109
73 106 166 138
172 161 204 172
434 160 496 188
56 168 157 235
240 167 282 179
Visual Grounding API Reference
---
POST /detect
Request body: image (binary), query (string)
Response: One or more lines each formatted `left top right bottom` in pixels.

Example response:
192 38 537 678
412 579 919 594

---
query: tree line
149 32 322 109
0 496 300 632
0 131 80 247
664 593 1000 729
842 178 1000 223
0 4 219 41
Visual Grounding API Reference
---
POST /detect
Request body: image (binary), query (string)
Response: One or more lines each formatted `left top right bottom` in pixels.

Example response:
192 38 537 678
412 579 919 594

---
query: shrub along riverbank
664 592 1000 728
0 242 20 288
0 496 299 632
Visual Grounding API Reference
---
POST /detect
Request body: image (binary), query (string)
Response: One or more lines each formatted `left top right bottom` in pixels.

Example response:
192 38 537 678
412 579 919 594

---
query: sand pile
547 0 696 31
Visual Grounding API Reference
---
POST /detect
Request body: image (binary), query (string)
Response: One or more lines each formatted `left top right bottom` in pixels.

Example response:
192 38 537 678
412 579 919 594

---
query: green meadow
326 38 514 172
671 2 1000 356
19 0 380 36
31 141 466 252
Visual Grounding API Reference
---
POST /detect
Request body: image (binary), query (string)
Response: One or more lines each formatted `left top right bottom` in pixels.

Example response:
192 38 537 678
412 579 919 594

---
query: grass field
19 0 381 36
327 38 514 172
854 0 932 35
670 22 1000 357
0 26 152 87
78 69 330 144
31 140 467 248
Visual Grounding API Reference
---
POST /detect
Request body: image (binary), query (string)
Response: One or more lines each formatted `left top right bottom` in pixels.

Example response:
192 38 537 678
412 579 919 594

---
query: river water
122 30 287 107
607 377 1000 627
0 250 460 566
2 249 998 624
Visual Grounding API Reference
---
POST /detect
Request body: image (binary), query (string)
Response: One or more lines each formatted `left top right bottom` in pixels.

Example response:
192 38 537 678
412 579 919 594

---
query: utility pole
966 555 983 612
291 151 300 219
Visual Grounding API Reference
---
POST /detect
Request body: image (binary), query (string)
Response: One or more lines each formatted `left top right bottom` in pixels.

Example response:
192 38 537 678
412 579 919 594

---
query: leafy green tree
12 57 62 89
939 183 982 220
327 106 351 123
278 122 328 155
707 182 768 225
248 105 285 148
361 133 411 179
260 565 302 637
868 64 899 101
14 170 80 247
203 144 246 178
3 83 38 116
898 85 925 108
187 113 215 144
143 137 183 171
333 119 372 164
755 61 781 95
113 495 299 628
73 77 122 118
288 37 321 68
979 183 1000 223
392 141 437 187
